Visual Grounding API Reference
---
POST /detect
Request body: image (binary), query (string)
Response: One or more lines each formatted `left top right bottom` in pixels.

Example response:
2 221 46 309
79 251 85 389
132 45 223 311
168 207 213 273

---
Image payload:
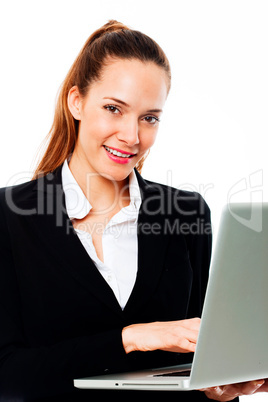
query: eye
104 105 121 114
143 115 160 125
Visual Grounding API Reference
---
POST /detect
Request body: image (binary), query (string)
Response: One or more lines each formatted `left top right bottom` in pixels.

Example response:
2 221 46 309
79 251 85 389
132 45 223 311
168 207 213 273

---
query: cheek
79 112 113 147
139 131 158 152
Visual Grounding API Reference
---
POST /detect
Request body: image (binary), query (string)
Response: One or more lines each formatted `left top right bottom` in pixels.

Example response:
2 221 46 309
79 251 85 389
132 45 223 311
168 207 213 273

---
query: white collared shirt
61 159 142 310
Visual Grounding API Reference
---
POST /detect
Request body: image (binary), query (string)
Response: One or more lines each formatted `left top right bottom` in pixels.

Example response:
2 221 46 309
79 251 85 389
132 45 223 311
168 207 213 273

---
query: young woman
0 20 266 402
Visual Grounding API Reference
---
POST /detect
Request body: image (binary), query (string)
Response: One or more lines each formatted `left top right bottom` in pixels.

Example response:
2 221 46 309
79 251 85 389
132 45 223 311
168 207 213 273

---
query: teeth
104 146 132 158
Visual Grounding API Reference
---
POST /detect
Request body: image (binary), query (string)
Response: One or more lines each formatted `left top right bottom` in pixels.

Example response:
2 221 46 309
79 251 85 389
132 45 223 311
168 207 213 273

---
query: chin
100 167 133 183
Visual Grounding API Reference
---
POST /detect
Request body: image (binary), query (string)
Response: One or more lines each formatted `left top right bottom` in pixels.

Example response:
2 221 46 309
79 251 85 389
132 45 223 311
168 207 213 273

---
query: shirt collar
61 159 92 220
128 167 142 211
61 159 142 220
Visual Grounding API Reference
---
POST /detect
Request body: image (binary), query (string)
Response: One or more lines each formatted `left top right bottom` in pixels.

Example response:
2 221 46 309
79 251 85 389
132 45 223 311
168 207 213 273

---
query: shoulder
0 178 37 198
0 165 62 214
0 178 40 216
141 176 210 222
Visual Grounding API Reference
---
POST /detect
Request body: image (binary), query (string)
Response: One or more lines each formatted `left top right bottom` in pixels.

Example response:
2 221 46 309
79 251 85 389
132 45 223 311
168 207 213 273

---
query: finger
169 328 199 352
228 380 265 395
176 338 197 353
180 326 199 344
201 386 226 400
167 323 199 347
181 317 201 331
203 380 265 401
163 332 197 353
255 379 268 392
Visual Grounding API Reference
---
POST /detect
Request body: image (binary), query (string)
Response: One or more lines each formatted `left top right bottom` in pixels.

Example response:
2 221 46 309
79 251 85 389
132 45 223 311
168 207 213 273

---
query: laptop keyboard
154 369 191 377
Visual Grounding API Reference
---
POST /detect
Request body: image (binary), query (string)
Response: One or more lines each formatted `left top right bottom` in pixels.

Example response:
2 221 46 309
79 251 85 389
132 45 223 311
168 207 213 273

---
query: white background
0 1 267 400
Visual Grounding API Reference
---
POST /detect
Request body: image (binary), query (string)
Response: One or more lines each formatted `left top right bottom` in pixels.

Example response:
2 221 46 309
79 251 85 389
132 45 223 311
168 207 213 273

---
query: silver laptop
74 202 268 391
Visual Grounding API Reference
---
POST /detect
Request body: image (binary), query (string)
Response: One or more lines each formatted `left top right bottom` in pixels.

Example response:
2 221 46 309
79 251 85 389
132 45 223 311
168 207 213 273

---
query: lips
103 145 136 158
103 145 136 165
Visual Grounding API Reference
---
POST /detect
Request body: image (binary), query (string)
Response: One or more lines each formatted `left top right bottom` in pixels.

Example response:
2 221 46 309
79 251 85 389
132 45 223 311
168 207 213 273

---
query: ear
68 86 82 120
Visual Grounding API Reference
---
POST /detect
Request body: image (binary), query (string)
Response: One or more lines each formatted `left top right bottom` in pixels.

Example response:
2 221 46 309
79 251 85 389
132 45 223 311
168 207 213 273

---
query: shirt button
107 275 112 282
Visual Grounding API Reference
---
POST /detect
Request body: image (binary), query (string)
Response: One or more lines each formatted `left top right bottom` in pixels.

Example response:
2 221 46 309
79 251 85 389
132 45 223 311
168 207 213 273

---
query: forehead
87 58 168 107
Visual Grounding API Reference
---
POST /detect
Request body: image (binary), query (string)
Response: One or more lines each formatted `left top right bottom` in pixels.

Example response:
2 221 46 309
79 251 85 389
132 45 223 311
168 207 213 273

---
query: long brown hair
32 20 171 179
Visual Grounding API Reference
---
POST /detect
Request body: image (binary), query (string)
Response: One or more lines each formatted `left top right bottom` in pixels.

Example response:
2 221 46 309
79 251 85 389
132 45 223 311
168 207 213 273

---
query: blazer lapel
124 170 171 315
29 166 123 317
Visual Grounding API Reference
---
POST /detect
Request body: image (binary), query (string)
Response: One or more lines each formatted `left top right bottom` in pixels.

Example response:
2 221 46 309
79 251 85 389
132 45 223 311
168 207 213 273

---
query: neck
68 154 130 212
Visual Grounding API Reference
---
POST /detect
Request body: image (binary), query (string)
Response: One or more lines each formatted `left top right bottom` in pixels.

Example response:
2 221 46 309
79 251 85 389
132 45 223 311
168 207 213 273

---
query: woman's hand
122 317 200 354
200 379 267 400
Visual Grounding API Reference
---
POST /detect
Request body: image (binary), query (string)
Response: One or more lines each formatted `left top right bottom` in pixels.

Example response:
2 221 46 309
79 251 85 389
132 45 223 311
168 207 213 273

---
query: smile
103 145 134 158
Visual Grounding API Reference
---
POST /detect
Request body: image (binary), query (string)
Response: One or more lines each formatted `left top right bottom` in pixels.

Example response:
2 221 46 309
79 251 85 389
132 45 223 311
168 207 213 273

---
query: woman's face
69 58 168 182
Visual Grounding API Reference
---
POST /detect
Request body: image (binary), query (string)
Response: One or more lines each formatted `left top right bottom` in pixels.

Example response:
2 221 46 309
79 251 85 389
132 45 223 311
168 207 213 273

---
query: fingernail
254 380 264 387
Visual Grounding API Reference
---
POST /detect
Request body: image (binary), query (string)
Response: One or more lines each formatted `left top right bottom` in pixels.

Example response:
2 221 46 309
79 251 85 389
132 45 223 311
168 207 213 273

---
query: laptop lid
190 202 268 388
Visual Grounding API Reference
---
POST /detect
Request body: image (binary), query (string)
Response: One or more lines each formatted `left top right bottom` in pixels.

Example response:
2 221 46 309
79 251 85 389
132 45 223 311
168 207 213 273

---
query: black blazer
0 165 213 402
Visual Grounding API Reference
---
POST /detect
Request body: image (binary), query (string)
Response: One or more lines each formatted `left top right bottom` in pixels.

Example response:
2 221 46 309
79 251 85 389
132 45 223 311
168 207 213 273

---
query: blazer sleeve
0 197 128 401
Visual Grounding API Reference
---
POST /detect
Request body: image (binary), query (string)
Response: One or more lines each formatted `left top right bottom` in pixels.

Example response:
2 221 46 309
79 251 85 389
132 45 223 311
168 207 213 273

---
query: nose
117 117 139 147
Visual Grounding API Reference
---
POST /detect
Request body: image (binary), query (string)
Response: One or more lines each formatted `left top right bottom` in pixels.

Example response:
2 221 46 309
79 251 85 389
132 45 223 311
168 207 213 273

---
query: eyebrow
103 97 163 113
